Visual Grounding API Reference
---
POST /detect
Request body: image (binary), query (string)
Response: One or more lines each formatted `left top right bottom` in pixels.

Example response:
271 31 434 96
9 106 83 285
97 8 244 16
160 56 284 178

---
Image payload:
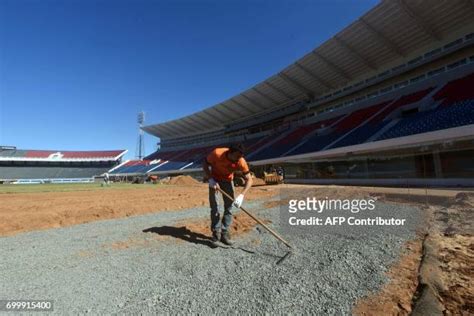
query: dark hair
228 143 244 155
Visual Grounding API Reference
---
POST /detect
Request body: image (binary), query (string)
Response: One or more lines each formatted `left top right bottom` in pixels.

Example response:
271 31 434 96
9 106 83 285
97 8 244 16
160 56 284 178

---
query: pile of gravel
0 199 421 314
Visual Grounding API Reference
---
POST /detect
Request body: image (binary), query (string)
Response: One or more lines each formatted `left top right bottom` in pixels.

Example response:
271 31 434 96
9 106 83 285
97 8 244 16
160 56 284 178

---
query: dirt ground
352 190 473 316
279 186 473 316
1 182 471 314
353 238 424 316
0 183 278 236
422 193 474 315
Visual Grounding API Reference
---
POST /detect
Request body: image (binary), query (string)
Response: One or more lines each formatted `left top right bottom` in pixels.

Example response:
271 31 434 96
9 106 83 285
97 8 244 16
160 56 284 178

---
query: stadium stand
109 160 160 175
0 166 113 180
1 149 125 160
326 87 435 149
0 148 126 182
325 101 394 149
249 116 343 160
377 99 474 140
152 161 192 172
137 69 474 180
119 1 474 186
433 72 474 106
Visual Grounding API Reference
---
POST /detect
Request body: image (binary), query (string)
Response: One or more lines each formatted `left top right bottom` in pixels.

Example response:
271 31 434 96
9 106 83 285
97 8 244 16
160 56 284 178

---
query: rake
216 187 293 264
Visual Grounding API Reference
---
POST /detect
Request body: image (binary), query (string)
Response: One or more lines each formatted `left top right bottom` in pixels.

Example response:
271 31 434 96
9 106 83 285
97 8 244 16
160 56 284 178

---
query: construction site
0 179 472 314
1 0 473 314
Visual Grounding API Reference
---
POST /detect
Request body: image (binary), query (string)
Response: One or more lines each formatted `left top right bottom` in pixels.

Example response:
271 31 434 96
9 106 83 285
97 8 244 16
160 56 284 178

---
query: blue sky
0 0 377 159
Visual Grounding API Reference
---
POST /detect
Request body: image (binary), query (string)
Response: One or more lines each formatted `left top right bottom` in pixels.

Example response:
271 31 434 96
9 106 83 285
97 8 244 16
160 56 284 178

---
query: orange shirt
206 148 250 181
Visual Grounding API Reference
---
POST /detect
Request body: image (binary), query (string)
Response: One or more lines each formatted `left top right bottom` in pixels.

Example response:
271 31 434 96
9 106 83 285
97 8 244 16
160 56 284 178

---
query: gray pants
209 180 234 232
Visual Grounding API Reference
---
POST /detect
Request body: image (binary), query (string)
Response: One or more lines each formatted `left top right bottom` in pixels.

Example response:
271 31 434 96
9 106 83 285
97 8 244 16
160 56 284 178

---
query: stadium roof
143 0 474 139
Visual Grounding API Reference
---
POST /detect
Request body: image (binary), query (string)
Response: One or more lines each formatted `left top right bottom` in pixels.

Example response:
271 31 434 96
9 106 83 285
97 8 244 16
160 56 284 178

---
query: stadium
0 147 126 183
1 1 473 315
1 1 473 186
122 0 473 187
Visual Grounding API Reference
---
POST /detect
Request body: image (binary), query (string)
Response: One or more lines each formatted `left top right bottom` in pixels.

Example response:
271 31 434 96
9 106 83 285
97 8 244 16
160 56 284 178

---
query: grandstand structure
0 147 127 183
117 1 474 186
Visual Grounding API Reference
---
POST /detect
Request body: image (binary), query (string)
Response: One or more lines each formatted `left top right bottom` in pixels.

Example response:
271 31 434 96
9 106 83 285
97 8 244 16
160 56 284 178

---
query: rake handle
216 187 292 249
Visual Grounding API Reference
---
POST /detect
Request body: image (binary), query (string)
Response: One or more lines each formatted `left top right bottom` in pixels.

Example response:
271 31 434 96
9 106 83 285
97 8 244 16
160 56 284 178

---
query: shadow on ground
143 226 289 263
143 226 216 248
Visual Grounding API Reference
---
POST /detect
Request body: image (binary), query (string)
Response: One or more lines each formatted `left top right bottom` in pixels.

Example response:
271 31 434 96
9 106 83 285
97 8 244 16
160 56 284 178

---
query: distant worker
202 144 253 245
277 166 285 179
103 172 110 186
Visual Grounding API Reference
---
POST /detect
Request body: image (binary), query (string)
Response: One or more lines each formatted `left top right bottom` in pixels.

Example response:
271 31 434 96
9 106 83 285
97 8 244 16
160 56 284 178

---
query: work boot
211 230 221 243
221 231 233 246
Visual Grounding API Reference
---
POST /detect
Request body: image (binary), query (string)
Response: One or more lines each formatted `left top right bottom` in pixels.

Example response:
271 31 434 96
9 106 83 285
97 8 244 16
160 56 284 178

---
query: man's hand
240 172 253 196
208 178 218 190
233 194 244 208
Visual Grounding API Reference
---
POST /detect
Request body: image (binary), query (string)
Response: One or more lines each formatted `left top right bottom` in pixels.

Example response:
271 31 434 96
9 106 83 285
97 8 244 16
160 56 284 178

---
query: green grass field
0 182 157 194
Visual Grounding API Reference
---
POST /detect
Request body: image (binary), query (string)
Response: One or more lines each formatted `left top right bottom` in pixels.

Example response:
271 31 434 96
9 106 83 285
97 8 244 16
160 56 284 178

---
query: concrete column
432 150 443 178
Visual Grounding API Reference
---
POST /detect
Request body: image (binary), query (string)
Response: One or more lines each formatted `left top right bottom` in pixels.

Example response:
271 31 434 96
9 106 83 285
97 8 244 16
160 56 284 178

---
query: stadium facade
127 1 474 187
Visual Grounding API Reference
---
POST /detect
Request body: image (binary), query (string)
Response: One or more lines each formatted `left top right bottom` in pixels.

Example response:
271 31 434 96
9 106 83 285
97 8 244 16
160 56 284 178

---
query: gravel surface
0 198 422 315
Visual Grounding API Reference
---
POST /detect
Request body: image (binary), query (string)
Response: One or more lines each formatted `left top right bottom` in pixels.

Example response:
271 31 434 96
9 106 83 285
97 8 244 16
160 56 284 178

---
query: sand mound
453 192 474 207
168 175 200 186
252 178 267 186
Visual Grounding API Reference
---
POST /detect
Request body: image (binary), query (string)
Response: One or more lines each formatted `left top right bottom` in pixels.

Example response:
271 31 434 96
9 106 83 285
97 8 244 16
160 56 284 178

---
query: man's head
227 144 244 162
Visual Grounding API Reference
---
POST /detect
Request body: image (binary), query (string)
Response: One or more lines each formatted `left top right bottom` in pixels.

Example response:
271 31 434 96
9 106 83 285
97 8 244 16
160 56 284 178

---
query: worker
103 172 110 186
202 144 253 245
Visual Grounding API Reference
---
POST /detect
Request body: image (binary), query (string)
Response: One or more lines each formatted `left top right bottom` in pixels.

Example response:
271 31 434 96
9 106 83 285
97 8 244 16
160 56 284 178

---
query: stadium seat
433 73 474 106
250 117 341 160
377 99 474 140
326 87 435 150
23 150 124 159
287 105 383 156
0 149 28 158
151 161 191 172
143 73 474 168
109 160 159 174
0 149 126 180
0 166 112 180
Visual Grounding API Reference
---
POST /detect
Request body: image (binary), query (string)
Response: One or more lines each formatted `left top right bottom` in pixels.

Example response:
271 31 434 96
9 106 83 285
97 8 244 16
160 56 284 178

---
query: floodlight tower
136 111 145 160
